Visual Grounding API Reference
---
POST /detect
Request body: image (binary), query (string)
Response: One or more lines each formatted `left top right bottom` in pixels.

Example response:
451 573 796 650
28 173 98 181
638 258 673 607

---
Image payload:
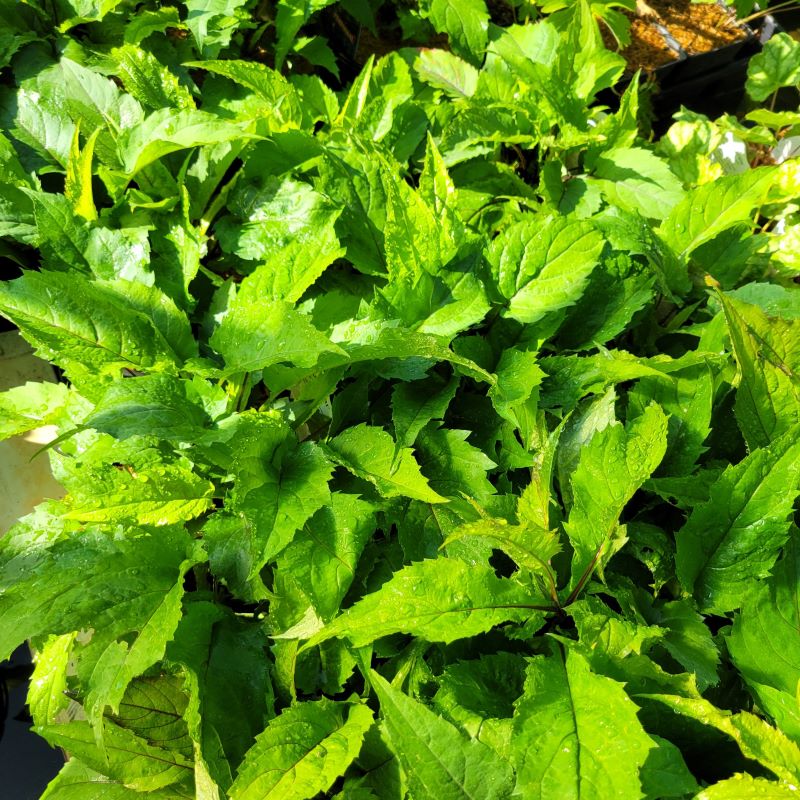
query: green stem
740 0 799 23
390 640 430 690
200 170 241 236
224 372 252 414
563 542 606 607
236 372 253 412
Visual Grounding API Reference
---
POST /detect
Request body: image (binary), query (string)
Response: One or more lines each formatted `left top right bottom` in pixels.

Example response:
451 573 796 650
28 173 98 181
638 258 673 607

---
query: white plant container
0 331 64 535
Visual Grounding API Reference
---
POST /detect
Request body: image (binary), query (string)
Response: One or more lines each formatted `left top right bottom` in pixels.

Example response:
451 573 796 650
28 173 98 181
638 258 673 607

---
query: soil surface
603 1 749 74
487 0 518 27
602 13 679 72
650 0 748 54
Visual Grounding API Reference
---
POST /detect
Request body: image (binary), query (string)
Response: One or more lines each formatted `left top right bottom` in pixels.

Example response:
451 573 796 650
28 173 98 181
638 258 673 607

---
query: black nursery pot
653 55 752 126
651 24 688 84
655 13 778 120
667 20 756 81
599 13 779 127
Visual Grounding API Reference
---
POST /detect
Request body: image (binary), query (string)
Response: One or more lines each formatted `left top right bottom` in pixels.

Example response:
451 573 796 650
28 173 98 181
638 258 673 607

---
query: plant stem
740 0 799 23
200 170 241 236
563 543 606 607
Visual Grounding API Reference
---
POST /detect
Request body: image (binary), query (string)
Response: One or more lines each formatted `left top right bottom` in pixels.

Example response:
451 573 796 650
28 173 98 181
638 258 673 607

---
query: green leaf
65 126 98 221
215 177 342 284
274 0 338 70
0 271 181 383
564 403 668 591
85 374 213 441
391 375 458 448
0 526 197 719
415 425 497 501
123 7 183 44
589 147 685 220
512 649 656 800
438 103 538 167
420 134 465 244
149 194 204 312
7 85 76 168
110 45 195 111
563 0 626 100
540 349 697 411
628 364 714 475
642 694 800 783
37 720 194 793
0 181 36 242
729 540 800 700
82 578 190 727
28 633 76 727
487 216 605 325
442 517 561 583
518 412 564 531
304 557 548 648
595 206 687 295
314 138 388 274
0 31 36 70
421 0 490 66
187 60 301 127
556 388 617 511
55 0 126 28
640 735 701 799
332 322 493 383
26 190 92 272
205 427 334 595
185 0 250 57
488 347 544 448
434 652 525 729
235 439 335 561
291 36 340 79
229 700 373 800
383 166 450 282
744 683 800 746
0 380 69 440
167 601 274 789
566 598 695 698
324 424 447 503
40 758 189 799
643 599 720 691
292 74 339 126
25 57 143 166
726 283 800 320
211 295 345 376
109 675 193 755
275 493 376 622
371 669 515 800
101 279 197 363
721 292 800 449
675 427 800 614
31 197 152 284
697 775 800 799
658 168 777 259
64 461 215 526
558 254 656 350
746 33 800 102
216 173 332 255
414 49 479 99
119 108 249 175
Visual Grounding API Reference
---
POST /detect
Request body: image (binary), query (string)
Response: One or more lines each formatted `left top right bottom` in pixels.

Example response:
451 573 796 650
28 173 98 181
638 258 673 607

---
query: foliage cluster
1 1 800 798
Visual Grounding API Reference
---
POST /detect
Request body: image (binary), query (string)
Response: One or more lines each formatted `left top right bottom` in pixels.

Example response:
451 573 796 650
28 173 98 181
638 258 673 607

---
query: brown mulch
602 12 679 72
650 0 748 54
